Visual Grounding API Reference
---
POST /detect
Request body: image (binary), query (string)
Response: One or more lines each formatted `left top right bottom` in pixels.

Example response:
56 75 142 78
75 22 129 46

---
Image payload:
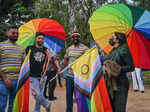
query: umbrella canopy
17 18 66 55
90 3 150 69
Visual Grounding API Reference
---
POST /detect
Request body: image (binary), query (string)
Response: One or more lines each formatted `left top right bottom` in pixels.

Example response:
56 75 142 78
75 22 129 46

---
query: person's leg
113 80 129 112
44 76 49 98
58 74 62 87
48 79 53 99
49 78 57 100
0 81 9 112
39 76 51 110
131 70 139 91
8 80 17 112
30 77 51 112
135 68 144 92
48 71 57 100
66 76 74 112
30 77 41 112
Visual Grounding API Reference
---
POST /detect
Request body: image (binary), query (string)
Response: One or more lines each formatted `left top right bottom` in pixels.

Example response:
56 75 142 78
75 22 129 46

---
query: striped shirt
0 41 25 79
65 43 88 75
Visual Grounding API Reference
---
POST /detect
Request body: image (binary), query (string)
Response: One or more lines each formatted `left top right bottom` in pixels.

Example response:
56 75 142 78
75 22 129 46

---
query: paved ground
28 79 150 112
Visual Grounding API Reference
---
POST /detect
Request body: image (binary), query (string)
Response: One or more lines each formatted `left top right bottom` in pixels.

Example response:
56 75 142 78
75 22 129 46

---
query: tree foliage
1 0 150 56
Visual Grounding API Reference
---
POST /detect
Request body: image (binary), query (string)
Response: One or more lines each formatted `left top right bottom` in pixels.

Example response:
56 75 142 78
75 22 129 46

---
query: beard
37 41 44 46
72 40 80 46
9 37 18 42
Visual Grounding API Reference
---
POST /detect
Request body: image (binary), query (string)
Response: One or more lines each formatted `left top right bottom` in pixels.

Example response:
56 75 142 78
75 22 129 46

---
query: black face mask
109 38 115 46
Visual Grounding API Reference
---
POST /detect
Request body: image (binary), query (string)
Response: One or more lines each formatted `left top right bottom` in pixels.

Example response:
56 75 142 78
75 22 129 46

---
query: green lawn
143 70 150 86
128 70 150 87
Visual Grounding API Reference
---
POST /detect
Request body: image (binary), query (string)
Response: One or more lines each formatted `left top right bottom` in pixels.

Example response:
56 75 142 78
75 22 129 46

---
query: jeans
30 76 51 112
66 76 74 112
0 79 17 112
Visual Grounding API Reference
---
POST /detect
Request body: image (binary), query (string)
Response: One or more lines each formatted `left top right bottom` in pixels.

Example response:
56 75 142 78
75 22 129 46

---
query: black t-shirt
26 45 47 77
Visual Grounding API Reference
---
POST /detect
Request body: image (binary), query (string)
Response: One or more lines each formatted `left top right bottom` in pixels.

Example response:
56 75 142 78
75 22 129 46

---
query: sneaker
46 103 51 112
49 97 57 101
134 90 138 92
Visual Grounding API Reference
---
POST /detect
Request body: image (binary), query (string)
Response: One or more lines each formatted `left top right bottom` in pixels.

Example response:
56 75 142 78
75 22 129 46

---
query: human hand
40 77 44 85
102 65 107 74
4 79 13 88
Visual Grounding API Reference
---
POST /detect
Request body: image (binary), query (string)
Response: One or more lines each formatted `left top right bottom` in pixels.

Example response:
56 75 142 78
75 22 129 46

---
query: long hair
114 32 127 45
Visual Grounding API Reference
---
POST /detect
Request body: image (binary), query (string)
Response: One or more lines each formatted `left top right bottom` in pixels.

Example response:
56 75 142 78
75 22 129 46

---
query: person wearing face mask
63 32 88 112
25 32 51 112
103 32 134 112
0 26 25 112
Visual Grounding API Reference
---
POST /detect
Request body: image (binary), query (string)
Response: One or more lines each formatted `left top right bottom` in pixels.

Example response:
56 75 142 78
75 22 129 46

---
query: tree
0 0 34 42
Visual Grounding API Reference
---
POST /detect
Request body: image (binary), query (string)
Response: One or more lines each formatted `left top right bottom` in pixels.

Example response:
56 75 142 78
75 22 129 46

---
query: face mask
109 38 115 46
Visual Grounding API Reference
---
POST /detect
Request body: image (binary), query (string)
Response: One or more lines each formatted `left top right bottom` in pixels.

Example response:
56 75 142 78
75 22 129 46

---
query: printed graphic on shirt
33 52 45 62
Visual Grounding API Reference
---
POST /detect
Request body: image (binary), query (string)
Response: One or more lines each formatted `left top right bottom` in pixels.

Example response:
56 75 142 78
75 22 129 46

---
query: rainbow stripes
71 46 112 112
12 50 31 112
0 41 25 79
75 76 112 112
17 18 66 56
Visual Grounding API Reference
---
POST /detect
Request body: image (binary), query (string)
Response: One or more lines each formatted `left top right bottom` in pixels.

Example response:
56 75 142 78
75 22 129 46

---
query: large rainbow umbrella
17 18 66 55
90 3 150 69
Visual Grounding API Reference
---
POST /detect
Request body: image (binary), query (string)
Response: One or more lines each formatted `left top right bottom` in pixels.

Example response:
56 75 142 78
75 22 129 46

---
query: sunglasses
72 34 80 38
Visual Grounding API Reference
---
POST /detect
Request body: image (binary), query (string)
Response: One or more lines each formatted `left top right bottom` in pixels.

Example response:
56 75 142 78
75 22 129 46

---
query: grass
128 70 150 87
143 70 150 86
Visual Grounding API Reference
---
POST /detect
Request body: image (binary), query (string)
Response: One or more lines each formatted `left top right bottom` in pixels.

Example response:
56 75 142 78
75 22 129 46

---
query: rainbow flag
12 50 31 112
71 46 112 112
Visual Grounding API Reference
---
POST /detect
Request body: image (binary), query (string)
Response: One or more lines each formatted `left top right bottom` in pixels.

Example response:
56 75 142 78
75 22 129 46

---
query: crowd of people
0 25 146 112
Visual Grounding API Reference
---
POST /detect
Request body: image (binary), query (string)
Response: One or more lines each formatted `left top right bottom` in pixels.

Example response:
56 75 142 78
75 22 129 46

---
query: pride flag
71 46 112 112
12 50 31 112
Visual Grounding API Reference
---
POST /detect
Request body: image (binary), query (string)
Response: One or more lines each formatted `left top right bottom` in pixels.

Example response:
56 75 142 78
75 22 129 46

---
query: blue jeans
30 76 51 112
0 79 17 112
66 76 74 112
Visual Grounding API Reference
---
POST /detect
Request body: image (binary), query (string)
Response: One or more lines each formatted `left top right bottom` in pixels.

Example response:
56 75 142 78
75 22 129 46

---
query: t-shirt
65 43 88 75
0 41 25 79
26 45 47 77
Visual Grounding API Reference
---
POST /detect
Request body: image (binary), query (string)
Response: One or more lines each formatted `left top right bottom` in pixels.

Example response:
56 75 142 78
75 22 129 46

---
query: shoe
134 90 138 92
141 91 144 93
44 95 48 98
46 103 51 112
49 97 57 101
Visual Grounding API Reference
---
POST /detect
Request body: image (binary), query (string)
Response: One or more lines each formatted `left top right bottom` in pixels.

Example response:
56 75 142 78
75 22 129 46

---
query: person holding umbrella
103 32 134 112
26 32 51 112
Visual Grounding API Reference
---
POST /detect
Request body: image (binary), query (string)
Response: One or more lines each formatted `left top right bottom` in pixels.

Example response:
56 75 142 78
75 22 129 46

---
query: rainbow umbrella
17 18 66 55
90 3 150 69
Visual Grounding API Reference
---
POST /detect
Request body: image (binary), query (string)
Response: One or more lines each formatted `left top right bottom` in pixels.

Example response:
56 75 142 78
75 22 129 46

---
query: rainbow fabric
12 50 31 112
90 3 150 69
71 46 112 112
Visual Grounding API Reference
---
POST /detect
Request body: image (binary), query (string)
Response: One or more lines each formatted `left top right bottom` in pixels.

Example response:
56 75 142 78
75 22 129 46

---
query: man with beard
0 26 25 112
26 32 51 112
63 32 88 112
